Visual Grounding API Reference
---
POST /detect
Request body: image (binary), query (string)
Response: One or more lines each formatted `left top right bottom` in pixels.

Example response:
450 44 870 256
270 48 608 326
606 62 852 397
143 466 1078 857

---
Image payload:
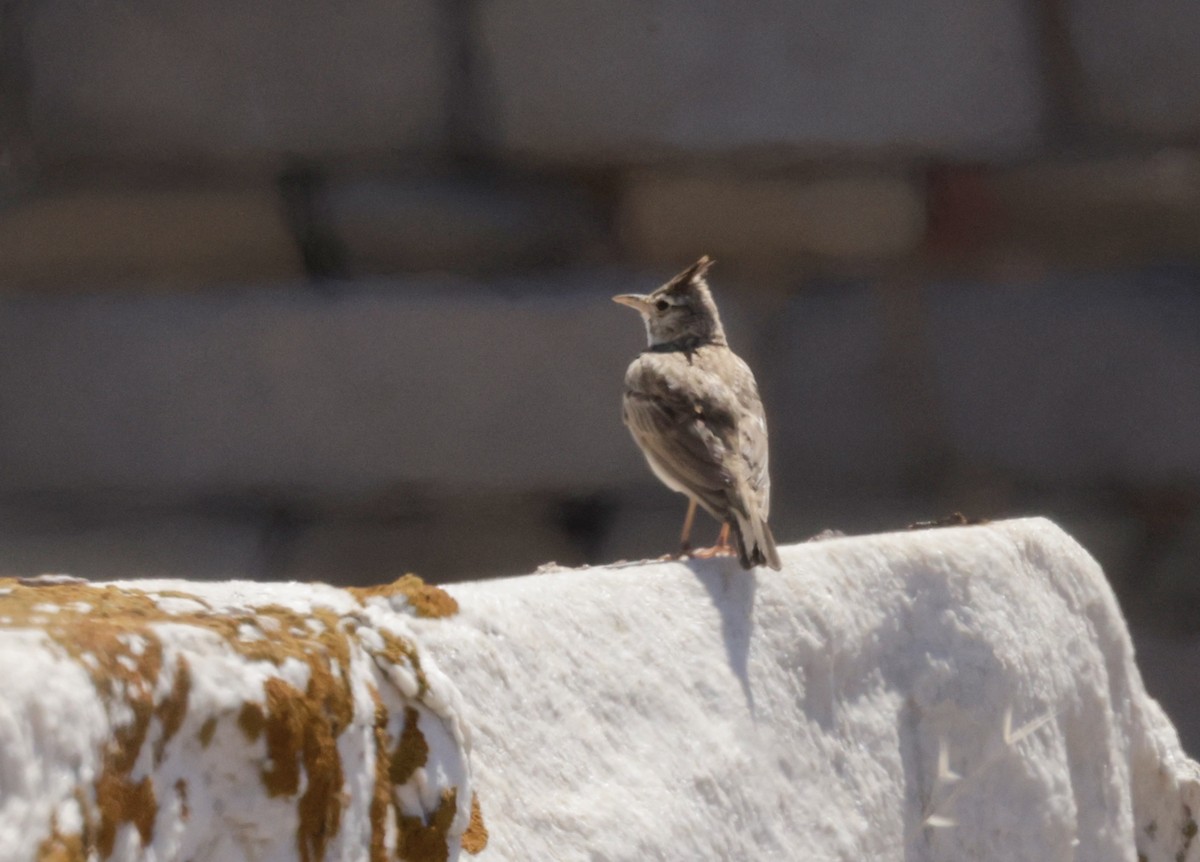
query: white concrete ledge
0 575 484 861
416 518 1198 861
1 518 1196 861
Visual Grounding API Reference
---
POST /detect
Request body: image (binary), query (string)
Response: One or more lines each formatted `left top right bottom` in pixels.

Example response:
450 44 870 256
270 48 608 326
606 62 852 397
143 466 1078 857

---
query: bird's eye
654 299 670 311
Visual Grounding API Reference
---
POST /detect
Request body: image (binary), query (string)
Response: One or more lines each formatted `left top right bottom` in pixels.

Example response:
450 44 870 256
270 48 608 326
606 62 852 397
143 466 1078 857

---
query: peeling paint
397 789 459 862
350 575 459 620
0 577 481 861
461 793 489 854
390 708 430 786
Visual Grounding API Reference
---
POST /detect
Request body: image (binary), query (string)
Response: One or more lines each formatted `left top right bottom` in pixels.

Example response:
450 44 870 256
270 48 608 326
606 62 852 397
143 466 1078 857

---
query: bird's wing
622 353 748 519
723 352 772 518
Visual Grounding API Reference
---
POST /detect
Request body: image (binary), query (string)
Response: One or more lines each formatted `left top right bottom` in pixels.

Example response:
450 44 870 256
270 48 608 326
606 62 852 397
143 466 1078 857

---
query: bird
613 256 782 571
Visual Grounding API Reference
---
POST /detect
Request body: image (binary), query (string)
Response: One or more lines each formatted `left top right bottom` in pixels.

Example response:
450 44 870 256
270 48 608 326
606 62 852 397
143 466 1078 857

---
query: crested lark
614 256 782 571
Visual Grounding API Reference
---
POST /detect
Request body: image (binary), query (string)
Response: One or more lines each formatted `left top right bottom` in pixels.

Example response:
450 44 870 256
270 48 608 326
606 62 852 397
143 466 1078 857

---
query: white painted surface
3 519 1196 860
0 578 476 861
415 518 1200 861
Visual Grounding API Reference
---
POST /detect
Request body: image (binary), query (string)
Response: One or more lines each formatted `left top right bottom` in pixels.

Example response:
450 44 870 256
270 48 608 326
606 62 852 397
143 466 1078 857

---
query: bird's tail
732 512 782 571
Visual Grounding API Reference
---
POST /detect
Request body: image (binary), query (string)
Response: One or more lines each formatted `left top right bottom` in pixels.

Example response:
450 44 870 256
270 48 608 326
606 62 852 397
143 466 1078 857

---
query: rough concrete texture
0 189 303 287
3 519 1194 860
21 0 446 166
480 0 1043 161
1070 0 1200 138
413 518 1200 860
0 575 481 861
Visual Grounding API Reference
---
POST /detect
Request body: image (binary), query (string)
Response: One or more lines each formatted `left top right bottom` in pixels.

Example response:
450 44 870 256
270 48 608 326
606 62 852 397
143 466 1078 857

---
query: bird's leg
691 522 736 559
678 499 698 556
714 522 732 554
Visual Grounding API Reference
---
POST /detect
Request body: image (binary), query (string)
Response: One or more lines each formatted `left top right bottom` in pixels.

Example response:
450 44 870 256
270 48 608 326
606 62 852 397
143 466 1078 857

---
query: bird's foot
689 522 734 559
688 544 736 560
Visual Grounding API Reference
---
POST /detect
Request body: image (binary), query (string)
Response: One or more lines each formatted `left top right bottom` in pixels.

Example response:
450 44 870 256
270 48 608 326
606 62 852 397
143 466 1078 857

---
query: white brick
480 0 1043 161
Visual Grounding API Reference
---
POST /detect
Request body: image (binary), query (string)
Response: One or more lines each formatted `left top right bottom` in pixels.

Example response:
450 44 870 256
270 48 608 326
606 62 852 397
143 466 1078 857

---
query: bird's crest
662 256 715 296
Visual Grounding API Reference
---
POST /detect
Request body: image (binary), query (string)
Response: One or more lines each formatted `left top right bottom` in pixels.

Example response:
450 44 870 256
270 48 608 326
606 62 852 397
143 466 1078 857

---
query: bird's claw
688 545 736 560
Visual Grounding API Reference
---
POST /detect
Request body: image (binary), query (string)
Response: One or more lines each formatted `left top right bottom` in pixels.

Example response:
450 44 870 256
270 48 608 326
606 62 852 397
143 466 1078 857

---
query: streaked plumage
614 256 781 570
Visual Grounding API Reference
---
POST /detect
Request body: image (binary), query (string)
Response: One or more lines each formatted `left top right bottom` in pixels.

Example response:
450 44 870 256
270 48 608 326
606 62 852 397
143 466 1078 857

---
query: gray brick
925 273 1200 485
1070 0 1200 138
759 274 1200 494
327 176 605 276
0 2 34 192
0 189 303 287
23 0 446 167
0 272 658 497
994 153 1200 265
621 172 925 272
930 154 1200 267
0 510 264 580
276 497 581 585
1133 632 1200 756
595 490 690 566
762 284 913 489
11 271 1193 523
480 0 1043 161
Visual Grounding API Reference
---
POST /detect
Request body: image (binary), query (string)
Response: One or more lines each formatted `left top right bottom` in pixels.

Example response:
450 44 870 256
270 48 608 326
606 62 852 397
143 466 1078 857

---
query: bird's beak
612 293 651 313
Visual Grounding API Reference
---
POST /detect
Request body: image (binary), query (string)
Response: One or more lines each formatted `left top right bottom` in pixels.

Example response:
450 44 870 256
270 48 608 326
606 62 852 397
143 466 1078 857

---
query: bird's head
613 256 726 349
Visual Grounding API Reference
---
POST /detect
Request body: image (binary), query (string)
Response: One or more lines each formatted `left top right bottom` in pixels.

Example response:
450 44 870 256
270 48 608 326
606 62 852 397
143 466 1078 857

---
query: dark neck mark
644 334 723 355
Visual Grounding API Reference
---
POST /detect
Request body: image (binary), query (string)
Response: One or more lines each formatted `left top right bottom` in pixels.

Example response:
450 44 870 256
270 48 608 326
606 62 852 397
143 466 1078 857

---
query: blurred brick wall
1 0 1199 745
